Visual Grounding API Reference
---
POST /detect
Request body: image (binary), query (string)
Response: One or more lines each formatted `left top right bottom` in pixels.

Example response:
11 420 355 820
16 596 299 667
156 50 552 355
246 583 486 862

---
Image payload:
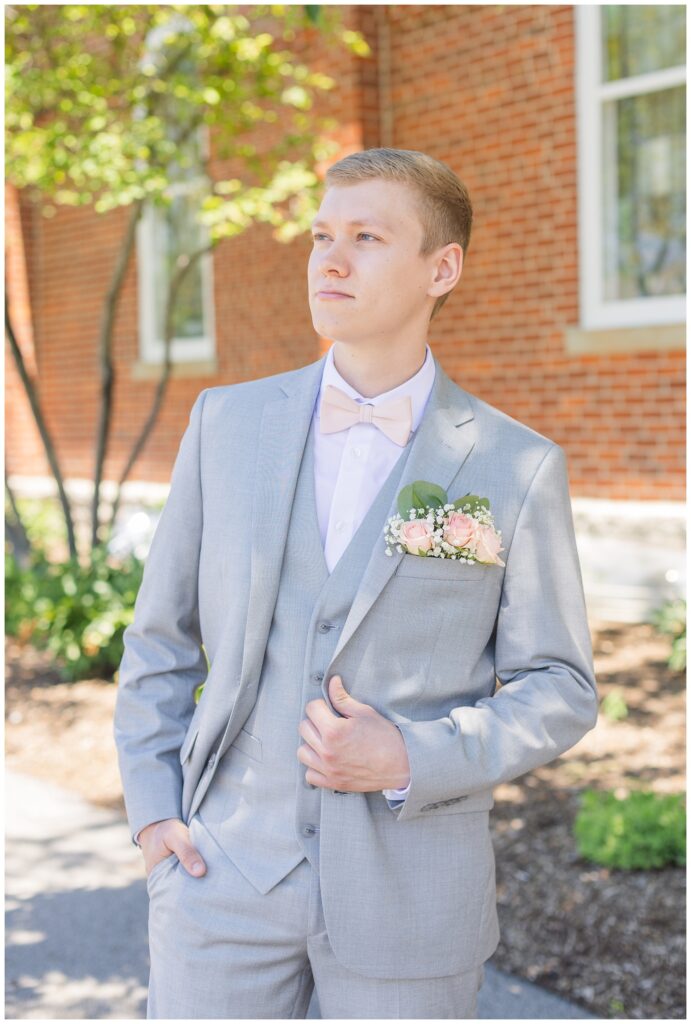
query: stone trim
565 323 685 355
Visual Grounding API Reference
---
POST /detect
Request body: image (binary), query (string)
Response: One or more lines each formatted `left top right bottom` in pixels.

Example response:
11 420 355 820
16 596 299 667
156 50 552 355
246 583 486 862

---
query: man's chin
311 320 362 346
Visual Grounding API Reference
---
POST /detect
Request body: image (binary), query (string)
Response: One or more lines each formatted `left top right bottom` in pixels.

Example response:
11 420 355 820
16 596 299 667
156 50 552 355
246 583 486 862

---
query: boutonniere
384 480 506 566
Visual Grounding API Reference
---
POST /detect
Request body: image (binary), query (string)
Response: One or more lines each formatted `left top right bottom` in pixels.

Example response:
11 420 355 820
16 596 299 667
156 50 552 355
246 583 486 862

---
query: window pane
602 85 686 300
154 190 206 342
602 5 686 81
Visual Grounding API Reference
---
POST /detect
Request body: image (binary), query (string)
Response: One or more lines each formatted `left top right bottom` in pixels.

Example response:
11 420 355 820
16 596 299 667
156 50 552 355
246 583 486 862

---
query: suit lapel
238 354 327 690
325 355 477 669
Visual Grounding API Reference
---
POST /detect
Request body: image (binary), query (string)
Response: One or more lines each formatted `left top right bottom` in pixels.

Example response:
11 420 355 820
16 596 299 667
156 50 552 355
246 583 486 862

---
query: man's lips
317 290 353 299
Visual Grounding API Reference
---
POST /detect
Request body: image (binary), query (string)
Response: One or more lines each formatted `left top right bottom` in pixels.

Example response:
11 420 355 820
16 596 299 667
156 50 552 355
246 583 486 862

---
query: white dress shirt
313 342 436 800
135 344 434 844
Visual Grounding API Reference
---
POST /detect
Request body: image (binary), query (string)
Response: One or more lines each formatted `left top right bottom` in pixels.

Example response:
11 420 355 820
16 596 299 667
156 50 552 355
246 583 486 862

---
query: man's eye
311 232 378 242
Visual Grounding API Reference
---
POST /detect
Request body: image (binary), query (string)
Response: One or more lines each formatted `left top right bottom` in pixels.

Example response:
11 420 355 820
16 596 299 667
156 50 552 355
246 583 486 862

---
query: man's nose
316 239 350 275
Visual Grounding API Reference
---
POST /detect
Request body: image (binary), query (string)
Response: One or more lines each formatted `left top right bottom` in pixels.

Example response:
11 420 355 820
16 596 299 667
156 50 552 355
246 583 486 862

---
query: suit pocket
146 851 179 895
395 553 492 582
229 726 263 763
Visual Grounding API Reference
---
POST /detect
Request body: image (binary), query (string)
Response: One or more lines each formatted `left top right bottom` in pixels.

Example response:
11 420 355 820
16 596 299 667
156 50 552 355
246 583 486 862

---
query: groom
114 148 598 1019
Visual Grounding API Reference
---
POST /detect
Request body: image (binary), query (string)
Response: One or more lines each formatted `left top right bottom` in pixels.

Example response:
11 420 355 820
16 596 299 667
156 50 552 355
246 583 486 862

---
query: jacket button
302 824 318 835
317 622 332 633
312 671 324 684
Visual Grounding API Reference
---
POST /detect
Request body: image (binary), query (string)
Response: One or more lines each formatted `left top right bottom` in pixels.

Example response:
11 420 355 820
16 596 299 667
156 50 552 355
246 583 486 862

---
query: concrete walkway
6 771 593 1019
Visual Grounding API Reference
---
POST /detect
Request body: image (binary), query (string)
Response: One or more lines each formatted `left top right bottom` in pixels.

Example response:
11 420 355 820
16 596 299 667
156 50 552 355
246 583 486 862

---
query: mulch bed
5 619 686 1019
490 620 686 1020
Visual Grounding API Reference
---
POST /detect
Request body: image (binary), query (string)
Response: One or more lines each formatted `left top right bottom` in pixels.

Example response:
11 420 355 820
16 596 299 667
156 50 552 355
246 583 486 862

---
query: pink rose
472 523 506 566
399 518 434 555
443 512 477 550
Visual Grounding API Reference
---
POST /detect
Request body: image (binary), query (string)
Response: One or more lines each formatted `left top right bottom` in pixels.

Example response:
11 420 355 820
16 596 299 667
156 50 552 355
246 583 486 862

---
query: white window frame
575 5 686 330
135 13 216 365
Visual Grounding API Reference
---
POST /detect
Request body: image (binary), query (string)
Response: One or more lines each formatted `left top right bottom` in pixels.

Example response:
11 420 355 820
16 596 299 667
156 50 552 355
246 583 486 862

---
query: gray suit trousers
146 813 485 1019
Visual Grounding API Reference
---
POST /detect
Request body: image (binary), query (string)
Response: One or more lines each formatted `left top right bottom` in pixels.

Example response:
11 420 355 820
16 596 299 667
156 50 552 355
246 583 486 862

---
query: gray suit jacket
114 351 598 977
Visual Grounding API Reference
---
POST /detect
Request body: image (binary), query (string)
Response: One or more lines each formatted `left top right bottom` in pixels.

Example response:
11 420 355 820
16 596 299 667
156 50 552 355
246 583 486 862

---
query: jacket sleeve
113 389 209 845
388 443 599 823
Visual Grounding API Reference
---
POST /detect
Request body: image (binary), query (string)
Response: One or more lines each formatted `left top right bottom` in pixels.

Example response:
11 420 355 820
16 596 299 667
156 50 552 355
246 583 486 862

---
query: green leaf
452 493 489 514
451 491 471 510
397 480 448 518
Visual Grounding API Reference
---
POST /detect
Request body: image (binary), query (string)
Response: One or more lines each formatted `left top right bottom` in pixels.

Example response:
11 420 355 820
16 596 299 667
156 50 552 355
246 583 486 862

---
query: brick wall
5 5 684 500
382 4 684 500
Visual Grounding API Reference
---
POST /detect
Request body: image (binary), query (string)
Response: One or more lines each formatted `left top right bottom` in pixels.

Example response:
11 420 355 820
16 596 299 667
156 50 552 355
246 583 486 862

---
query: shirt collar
317 342 436 434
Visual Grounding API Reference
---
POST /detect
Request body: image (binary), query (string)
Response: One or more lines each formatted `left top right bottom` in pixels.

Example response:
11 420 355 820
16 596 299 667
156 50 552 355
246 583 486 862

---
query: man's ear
429 243 463 299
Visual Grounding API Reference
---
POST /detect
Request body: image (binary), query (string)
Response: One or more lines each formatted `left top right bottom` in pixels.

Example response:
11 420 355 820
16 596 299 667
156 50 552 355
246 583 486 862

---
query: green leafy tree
6 3 370 561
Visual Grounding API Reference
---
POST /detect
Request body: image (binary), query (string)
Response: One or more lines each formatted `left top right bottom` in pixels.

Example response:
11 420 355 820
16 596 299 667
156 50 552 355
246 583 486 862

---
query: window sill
131 358 218 381
565 323 685 355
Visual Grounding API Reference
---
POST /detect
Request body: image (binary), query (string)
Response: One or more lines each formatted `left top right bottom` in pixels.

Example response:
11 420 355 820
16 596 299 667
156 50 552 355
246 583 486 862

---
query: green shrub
650 598 686 672
8 496 66 553
574 788 686 870
5 545 144 681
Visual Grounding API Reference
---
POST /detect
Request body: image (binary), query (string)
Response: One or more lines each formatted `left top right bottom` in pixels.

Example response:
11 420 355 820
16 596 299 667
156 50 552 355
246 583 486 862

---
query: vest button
312 671 324 684
318 621 332 633
302 824 318 836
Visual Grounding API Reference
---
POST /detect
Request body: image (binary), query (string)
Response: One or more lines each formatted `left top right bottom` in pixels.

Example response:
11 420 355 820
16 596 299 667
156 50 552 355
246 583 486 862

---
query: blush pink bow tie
319 384 413 447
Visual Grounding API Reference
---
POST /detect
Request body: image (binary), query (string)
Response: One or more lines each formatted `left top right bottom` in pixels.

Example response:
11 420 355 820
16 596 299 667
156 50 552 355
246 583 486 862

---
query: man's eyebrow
311 217 393 231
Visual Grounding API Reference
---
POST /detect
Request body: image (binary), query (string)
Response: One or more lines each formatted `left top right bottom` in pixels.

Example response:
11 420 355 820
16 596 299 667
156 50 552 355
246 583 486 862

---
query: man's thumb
174 839 206 877
328 674 368 715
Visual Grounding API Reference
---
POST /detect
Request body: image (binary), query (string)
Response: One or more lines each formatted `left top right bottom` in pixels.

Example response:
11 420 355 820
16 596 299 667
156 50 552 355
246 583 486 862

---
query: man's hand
297 675 411 791
139 818 207 878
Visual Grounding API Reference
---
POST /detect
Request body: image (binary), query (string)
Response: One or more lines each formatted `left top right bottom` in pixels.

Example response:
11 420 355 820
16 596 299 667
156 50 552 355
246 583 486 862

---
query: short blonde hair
324 147 472 321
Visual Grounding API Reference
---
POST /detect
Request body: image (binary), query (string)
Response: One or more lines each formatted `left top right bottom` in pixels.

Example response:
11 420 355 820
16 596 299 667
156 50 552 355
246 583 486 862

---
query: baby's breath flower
384 493 501 564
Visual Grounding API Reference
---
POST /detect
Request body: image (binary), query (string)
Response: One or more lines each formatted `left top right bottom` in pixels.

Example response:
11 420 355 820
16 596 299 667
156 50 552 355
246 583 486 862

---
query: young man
114 147 598 1019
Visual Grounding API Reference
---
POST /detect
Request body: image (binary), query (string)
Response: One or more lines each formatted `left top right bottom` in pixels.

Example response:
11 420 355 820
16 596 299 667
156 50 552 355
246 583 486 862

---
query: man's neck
332 343 428 399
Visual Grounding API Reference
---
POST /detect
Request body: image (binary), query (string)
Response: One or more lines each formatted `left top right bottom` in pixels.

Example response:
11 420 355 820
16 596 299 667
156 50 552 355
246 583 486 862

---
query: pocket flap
395 554 491 582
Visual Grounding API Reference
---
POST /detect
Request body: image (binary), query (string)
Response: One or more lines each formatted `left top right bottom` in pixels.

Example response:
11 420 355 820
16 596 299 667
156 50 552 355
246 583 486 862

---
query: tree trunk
5 471 32 568
5 293 78 560
89 198 145 555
